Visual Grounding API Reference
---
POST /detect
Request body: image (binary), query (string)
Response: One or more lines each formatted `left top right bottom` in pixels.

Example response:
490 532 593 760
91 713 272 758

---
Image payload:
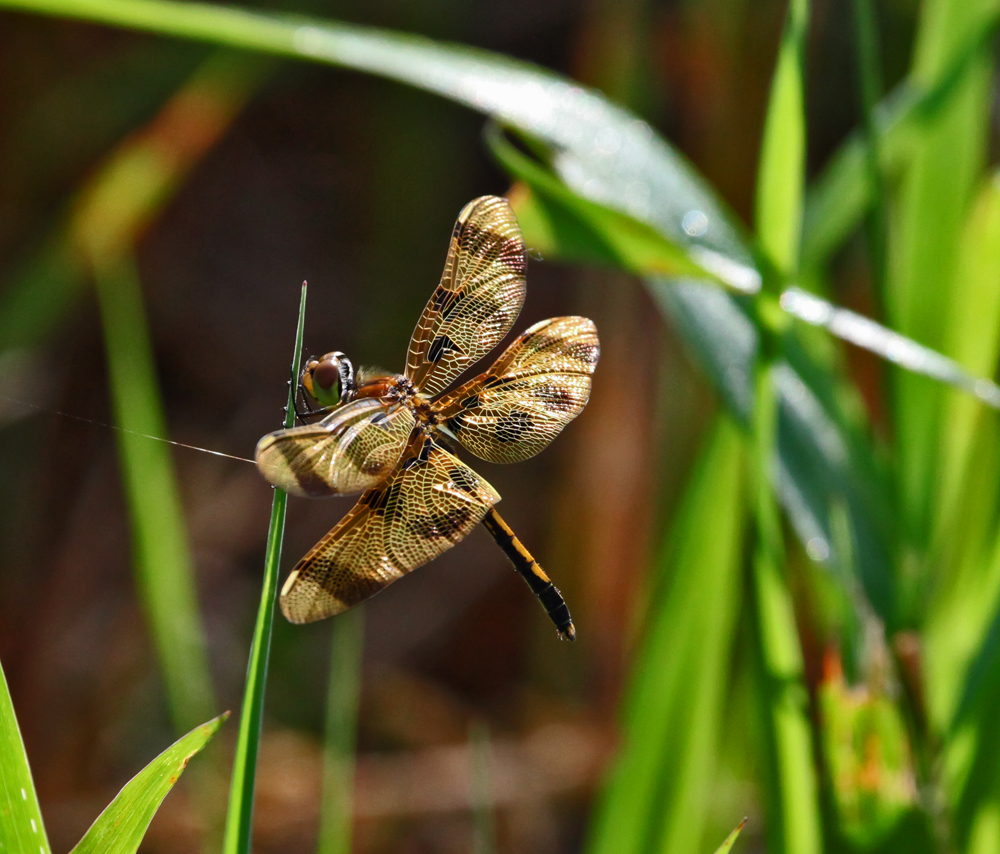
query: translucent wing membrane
435 316 600 463
405 196 527 397
255 399 416 497
280 438 500 623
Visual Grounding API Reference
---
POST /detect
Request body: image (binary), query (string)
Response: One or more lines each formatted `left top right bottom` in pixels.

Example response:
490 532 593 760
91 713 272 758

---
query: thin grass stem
222 282 308 854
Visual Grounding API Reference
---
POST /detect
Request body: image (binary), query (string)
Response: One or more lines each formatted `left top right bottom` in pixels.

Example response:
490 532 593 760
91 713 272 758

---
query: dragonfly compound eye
306 352 355 408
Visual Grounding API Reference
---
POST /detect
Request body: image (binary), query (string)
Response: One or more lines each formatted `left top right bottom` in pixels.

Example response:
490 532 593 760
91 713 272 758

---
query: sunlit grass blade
587 417 746 854
945 557 1000 853
755 0 808 276
91 253 216 734
711 818 748 854
317 607 364 854
924 173 1000 737
0 655 51 854
69 713 227 854
888 1 998 570
222 282 307 854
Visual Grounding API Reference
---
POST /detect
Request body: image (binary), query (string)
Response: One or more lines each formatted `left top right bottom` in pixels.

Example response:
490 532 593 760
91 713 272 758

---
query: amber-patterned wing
255 399 415 497
434 316 600 464
405 196 527 398
280 437 500 623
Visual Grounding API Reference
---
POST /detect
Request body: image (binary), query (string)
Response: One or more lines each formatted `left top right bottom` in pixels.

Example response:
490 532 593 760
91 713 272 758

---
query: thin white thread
0 394 255 464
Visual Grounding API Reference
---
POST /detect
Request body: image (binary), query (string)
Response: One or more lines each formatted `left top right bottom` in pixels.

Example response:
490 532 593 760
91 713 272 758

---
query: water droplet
594 128 620 155
806 537 830 562
682 210 709 237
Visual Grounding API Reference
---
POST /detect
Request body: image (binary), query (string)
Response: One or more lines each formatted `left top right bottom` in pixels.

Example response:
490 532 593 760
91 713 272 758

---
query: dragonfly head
301 351 355 408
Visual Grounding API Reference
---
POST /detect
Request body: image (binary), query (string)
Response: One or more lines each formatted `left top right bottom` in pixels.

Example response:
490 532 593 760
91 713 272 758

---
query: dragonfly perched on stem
256 196 599 640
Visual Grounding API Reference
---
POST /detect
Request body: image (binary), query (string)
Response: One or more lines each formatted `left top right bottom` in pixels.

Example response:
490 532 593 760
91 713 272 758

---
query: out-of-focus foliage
3 0 1000 853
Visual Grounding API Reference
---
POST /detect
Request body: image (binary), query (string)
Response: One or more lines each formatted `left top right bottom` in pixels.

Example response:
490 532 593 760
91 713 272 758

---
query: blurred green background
3 0 1000 852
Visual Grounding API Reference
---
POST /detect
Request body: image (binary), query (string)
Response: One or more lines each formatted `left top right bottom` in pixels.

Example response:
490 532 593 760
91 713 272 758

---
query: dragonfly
255 196 599 640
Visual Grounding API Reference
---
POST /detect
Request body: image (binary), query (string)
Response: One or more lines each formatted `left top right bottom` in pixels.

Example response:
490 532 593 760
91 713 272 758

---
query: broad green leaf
222 283 306 854
0 656 51 854
587 417 746 854
69 713 227 854
712 819 748 854
755 0 808 276
490 128 743 288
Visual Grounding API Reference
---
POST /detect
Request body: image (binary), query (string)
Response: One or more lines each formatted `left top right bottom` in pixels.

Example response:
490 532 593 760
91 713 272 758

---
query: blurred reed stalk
468 720 497 854
318 607 365 854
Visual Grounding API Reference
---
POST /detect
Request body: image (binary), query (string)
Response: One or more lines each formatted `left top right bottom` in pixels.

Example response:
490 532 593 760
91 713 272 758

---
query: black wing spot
461 394 481 410
428 335 457 364
361 484 392 514
496 411 533 444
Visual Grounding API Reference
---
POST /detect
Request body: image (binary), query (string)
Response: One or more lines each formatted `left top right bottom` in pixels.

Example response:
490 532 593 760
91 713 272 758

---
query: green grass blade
586 417 746 854
222 282 307 854
924 173 1000 732
755 0 808 276
801 10 1000 272
711 819 748 854
69 714 227 854
317 607 364 854
0 655 51 854
850 0 887 303
753 30 829 847
946 556 1000 853
91 253 216 734
750 361 821 854
888 0 998 562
